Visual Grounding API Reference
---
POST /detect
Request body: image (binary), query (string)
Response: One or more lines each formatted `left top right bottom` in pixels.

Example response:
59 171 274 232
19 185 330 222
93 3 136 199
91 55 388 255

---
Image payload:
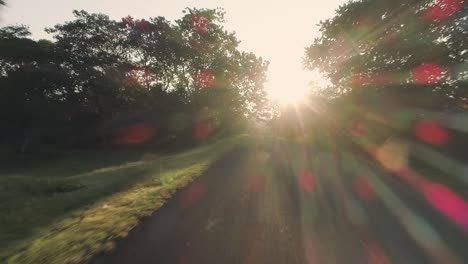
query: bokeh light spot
424 0 464 22
247 176 265 193
375 138 409 172
355 17 374 35
191 15 210 34
193 122 214 140
352 73 372 87
304 238 320 263
115 123 154 145
412 63 447 85
180 182 207 209
350 121 366 137
135 19 152 31
354 177 376 201
422 182 468 230
372 73 395 86
365 242 391 264
414 121 450 145
329 37 352 57
298 170 315 193
352 73 396 87
197 70 216 88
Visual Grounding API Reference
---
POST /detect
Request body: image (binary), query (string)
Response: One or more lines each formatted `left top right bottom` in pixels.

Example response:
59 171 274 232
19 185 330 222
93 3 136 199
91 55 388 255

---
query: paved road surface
92 144 468 264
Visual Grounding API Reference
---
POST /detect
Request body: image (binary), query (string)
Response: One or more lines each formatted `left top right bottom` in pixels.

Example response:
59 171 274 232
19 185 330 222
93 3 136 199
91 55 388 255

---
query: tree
174 8 269 125
0 8 269 150
0 25 72 151
305 0 468 107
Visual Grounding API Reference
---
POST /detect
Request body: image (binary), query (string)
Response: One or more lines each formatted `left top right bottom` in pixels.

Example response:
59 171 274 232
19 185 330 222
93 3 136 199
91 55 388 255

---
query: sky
0 0 347 102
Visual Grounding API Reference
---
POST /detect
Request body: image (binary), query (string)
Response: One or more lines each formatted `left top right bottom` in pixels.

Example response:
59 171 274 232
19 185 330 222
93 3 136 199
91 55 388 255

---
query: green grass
0 135 244 264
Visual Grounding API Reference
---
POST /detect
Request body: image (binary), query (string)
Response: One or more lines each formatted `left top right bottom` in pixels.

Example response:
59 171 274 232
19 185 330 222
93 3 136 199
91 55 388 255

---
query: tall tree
174 8 269 122
305 0 468 107
0 8 269 150
0 25 70 150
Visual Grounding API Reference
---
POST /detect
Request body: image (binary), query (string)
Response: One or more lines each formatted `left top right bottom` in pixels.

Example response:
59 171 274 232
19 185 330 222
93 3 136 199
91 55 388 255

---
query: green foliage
305 0 468 102
0 9 268 151
0 135 244 264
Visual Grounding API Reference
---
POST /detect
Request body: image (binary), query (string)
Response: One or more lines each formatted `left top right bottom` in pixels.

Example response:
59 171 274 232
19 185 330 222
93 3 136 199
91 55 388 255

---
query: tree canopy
0 8 269 151
305 0 468 106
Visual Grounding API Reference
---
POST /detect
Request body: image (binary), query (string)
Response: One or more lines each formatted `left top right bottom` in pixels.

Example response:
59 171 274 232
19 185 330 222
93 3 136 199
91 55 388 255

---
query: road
92 143 468 264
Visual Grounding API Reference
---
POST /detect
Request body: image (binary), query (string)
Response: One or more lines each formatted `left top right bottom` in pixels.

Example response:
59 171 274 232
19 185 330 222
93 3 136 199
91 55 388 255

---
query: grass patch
1 136 244 264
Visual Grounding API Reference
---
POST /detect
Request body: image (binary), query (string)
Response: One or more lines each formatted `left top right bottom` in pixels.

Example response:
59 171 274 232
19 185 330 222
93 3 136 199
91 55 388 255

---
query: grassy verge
1 135 244 264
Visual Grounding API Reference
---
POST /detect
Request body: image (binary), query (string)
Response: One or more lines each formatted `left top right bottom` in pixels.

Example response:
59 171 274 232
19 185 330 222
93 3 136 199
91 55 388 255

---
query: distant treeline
0 8 270 153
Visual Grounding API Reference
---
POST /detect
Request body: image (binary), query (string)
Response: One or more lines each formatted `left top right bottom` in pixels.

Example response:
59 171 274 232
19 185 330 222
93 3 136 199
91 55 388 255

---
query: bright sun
267 67 326 105
269 84 310 105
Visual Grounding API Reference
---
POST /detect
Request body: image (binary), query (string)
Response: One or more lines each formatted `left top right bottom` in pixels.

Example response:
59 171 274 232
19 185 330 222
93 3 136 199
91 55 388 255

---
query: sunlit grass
0 135 245 264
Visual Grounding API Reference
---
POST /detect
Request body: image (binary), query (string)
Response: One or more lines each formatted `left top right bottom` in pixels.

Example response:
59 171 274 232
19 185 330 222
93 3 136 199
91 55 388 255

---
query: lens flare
412 64 447 85
298 170 315 193
424 0 464 22
193 122 214 140
422 182 468 230
191 15 210 34
247 175 265 193
115 123 154 145
180 182 207 209
415 121 450 145
375 139 409 172
354 177 376 201
197 70 216 88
